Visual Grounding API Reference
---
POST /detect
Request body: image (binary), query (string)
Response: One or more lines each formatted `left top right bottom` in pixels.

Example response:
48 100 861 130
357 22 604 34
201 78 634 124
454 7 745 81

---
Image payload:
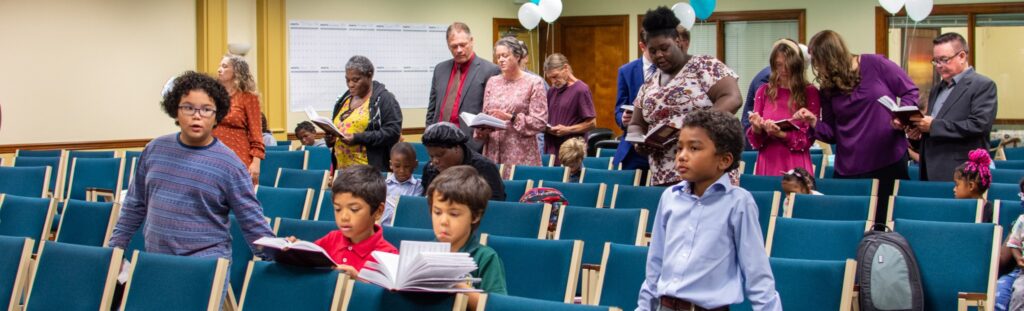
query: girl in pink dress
747 39 821 176
475 38 548 178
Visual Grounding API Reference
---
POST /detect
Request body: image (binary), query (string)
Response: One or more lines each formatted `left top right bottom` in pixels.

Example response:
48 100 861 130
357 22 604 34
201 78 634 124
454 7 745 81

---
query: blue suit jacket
612 58 649 170
741 66 772 150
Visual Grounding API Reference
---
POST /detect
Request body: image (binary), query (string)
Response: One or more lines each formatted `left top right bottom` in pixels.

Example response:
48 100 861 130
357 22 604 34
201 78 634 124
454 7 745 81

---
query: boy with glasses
109 71 274 260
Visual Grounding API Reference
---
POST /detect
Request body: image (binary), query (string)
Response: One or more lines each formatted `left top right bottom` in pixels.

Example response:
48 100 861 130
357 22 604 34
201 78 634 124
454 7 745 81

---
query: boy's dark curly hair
642 6 680 44
161 71 231 124
682 110 744 172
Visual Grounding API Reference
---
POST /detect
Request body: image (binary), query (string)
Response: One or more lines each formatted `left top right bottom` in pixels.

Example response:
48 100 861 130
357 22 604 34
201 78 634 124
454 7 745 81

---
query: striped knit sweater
108 133 274 259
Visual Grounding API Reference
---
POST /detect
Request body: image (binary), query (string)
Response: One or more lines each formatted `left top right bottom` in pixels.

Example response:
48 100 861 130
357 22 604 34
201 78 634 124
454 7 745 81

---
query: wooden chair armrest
86 187 115 202
957 292 987 301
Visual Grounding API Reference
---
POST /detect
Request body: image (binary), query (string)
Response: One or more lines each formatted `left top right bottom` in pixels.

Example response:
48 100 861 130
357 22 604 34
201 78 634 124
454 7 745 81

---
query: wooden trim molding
0 139 152 154
283 127 424 140
637 9 807 61
1 128 426 154
196 0 228 75
874 2 1024 57
995 119 1024 125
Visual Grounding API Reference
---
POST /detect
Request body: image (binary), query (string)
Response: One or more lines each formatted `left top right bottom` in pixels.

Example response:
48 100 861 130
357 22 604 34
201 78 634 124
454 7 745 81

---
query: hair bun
642 6 680 33
968 148 991 168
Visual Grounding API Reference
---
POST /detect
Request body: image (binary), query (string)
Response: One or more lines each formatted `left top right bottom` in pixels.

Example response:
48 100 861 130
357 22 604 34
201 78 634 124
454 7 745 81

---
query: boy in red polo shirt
313 164 398 277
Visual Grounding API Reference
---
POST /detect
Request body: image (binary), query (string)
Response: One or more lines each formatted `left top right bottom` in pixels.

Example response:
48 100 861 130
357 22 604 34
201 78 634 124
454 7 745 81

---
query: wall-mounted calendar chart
288 20 452 112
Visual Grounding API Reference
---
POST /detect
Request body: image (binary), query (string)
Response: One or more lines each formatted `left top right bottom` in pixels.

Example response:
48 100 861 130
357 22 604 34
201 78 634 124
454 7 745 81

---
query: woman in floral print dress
475 37 548 179
627 9 743 186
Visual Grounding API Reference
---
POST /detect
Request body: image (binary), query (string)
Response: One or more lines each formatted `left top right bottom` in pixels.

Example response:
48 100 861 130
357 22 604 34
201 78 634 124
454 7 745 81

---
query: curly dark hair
332 164 387 213
642 6 680 44
682 110 744 171
161 71 231 124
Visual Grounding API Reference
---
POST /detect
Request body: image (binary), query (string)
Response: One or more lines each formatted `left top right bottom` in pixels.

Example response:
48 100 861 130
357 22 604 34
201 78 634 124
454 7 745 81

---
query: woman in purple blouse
794 30 919 219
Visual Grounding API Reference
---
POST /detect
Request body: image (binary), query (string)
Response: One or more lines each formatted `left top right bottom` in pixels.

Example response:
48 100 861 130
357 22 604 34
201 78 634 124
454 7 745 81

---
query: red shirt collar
338 224 389 258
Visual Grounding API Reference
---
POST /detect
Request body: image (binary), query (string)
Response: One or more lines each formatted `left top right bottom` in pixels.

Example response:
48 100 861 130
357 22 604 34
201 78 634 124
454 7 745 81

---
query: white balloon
538 0 562 23
905 0 933 22
672 2 696 30
518 3 542 30
879 0 906 15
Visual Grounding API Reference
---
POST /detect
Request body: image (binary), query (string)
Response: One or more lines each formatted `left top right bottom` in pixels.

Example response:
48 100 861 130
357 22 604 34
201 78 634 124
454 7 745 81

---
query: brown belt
659 296 729 311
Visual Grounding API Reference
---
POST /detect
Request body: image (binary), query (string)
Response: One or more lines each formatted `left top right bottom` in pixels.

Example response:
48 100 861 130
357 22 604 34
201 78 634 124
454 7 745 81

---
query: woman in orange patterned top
213 54 265 183
324 55 402 172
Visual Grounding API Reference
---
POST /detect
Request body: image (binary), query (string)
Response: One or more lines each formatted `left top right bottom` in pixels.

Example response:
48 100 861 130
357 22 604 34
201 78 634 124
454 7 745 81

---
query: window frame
636 9 807 61
874 2 1024 123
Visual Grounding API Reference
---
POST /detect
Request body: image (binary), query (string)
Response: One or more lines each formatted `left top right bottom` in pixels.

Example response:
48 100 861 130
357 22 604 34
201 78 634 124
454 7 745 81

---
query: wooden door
550 15 630 136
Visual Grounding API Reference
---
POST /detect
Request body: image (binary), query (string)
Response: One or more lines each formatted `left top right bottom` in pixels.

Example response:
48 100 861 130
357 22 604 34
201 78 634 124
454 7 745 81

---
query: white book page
397 241 450 286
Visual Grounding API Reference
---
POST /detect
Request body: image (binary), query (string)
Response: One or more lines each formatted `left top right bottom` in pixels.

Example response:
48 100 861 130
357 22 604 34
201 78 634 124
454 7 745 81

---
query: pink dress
477 72 548 178
746 84 821 176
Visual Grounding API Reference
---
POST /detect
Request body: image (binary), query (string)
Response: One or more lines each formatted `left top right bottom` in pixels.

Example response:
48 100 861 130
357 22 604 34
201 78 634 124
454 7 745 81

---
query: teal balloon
530 0 540 3
692 0 716 20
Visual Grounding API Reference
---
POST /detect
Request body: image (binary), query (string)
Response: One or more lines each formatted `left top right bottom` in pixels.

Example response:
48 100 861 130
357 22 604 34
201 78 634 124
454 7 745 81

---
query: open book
773 119 799 132
625 123 680 150
460 112 507 130
304 106 345 137
358 241 481 293
254 237 338 268
878 96 923 125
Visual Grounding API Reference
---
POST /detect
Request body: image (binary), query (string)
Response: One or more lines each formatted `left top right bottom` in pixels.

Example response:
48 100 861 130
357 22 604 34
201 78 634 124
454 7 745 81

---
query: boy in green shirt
427 165 507 309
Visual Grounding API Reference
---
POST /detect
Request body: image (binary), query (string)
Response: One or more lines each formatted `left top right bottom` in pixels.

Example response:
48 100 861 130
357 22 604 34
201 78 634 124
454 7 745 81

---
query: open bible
773 119 799 132
460 112 507 130
358 241 481 293
878 96 923 125
254 237 338 268
625 123 680 150
304 106 345 136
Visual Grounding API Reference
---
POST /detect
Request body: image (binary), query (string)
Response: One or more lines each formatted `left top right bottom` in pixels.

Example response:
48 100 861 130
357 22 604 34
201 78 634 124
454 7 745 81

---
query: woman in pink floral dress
475 37 548 178
627 9 742 186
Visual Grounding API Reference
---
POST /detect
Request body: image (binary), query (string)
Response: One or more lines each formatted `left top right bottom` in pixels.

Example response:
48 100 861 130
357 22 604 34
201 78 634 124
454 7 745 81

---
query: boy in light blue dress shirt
382 142 423 226
637 110 781 311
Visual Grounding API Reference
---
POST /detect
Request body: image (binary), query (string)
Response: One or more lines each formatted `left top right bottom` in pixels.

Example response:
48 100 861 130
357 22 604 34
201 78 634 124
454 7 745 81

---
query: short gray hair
345 55 375 77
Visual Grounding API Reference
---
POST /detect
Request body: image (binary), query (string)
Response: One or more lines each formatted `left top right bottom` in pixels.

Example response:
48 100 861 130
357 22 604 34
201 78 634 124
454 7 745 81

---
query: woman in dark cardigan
325 55 403 172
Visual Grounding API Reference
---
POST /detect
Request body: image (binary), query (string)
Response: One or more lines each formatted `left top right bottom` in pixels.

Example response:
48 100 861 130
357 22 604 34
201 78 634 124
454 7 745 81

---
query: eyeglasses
931 50 964 66
179 105 217 118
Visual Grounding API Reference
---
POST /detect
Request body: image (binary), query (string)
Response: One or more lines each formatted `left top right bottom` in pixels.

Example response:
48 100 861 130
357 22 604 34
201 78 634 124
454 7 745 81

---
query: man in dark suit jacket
612 43 652 171
426 22 501 152
910 33 998 181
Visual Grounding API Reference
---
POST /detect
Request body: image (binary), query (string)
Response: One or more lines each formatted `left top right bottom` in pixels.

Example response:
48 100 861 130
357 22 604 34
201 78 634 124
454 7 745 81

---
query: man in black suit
426 22 501 152
909 32 998 181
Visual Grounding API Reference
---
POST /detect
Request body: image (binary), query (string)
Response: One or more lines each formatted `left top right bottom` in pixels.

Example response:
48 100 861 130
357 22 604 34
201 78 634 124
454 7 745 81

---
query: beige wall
975 26 1024 119
0 0 195 145
228 0 259 77
2 0 1020 146
282 0 519 131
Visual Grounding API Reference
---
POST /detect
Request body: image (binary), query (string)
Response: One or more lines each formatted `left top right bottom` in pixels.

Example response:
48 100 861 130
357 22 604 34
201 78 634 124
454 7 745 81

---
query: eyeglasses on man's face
931 50 964 66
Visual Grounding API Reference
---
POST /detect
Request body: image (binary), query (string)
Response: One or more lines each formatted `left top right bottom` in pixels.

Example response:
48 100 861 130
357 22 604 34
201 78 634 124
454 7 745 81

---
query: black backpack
856 225 925 311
